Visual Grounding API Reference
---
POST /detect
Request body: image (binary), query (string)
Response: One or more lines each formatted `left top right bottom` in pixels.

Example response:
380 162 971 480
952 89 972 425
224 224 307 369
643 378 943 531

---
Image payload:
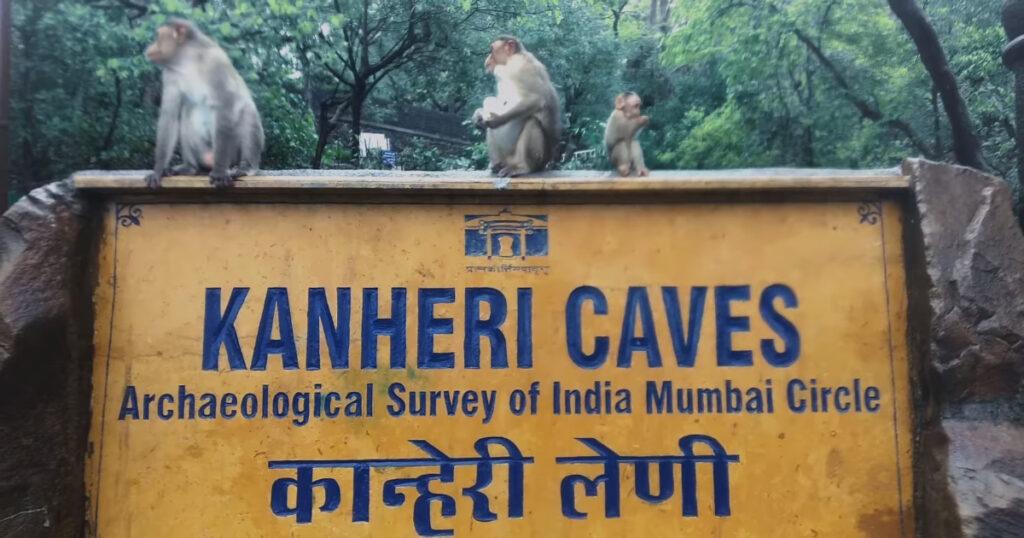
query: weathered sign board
76 171 914 536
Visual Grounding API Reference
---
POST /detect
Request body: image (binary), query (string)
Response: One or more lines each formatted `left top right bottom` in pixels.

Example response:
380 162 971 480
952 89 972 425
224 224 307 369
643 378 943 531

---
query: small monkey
144 18 264 188
604 92 649 177
472 36 560 177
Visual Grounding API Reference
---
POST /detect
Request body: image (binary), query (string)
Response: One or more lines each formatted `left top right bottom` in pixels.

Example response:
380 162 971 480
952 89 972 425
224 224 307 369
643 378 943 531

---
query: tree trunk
0 0 11 209
99 76 123 160
887 0 986 170
311 103 334 169
931 85 942 156
348 88 366 166
1002 0 1024 229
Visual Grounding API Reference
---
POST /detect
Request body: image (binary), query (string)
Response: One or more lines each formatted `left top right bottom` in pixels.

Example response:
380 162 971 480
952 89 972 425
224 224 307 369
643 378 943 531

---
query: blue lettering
324 392 341 418
251 288 299 370
617 287 662 367
158 394 173 420
198 394 217 418
566 286 609 368
306 288 351 370
835 386 851 413
118 385 139 420
662 286 707 367
464 288 508 369
787 379 807 413
517 288 533 368
202 287 249 371
361 288 407 369
715 286 752 367
865 386 881 412
418 288 456 369
241 393 258 418
142 393 155 419
220 393 237 418
759 284 800 367
178 385 195 419
387 382 406 416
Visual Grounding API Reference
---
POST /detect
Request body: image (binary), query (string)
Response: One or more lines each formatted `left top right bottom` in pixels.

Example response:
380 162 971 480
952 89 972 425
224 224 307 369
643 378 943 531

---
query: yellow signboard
86 197 913 536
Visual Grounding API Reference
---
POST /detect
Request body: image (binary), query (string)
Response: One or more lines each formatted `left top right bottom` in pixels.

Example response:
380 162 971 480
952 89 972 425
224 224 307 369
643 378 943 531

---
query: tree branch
99 75 123 155
793 29 935 158
887 0 986 169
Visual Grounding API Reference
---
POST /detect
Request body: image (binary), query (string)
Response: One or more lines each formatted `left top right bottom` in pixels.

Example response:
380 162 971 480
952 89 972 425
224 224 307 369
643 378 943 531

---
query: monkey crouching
144 18 264 188
604 92 649 177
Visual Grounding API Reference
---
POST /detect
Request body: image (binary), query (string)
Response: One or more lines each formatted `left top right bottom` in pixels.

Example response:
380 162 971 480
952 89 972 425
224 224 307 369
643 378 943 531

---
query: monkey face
624 96 643 118
487 39 515 67
615 93 643 119
145 23 188 65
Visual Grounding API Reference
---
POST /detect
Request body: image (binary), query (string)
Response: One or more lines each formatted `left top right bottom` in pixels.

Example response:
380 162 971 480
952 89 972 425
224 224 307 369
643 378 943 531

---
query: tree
296 0 492 167
888 0 987 170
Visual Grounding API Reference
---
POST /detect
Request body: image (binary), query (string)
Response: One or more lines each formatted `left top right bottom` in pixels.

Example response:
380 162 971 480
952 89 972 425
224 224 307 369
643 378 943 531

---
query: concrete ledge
72 168 909 193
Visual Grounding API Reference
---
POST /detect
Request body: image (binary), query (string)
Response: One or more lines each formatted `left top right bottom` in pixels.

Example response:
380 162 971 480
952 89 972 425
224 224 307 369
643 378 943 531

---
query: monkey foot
229 167 258 178
170 164 200 176
209 173 235 188
144 172 164 189
497 165 531 178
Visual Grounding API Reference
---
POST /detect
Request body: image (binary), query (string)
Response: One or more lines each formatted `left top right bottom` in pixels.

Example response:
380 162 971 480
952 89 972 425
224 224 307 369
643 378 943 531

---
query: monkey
472 36 561 177
473 54 523 174
604 92 649 177
143 18 264 188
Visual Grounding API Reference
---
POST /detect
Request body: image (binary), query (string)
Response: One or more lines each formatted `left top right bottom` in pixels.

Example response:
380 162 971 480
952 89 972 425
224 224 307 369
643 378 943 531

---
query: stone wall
905 159 1024 537
0 180 96 537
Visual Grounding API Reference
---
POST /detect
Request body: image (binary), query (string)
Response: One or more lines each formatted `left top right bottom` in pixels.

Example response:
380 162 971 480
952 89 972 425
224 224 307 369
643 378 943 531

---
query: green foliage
7 0 1024 219
321 145 355 169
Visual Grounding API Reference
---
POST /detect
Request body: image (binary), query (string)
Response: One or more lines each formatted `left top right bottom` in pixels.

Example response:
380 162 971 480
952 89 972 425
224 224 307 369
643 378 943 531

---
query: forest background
8 0 1020 221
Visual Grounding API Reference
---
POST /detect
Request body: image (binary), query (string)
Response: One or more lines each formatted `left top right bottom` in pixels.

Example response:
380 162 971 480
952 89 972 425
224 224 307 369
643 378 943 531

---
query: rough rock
0 180 96 537
906 159 1024 538
904 159 1024 402
946 419 1024 537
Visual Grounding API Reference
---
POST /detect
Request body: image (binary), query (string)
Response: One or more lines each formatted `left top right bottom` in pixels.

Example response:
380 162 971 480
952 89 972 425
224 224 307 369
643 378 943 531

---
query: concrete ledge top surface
72 168 908 193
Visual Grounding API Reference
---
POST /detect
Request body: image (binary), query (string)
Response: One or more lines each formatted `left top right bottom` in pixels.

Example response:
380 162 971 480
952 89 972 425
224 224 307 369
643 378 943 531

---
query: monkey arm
484 95 543 129
207 69 240 186
627 115 649 138
151 85 183 176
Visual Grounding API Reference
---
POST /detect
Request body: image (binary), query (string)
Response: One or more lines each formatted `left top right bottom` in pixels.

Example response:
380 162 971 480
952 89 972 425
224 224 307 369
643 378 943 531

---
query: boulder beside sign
84 193 913 536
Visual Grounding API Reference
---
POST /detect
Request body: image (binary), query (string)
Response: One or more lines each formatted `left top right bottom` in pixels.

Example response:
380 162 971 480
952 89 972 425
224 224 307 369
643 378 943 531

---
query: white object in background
359 133 391 157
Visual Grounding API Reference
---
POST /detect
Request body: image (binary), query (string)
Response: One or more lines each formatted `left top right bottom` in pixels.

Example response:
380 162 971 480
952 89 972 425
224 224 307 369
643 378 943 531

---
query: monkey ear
614 94 626 110
171 21 191 42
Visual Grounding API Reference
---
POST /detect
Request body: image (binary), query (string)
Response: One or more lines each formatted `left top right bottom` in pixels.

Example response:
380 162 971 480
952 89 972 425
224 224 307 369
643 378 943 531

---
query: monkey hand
638 167 650 177
209 171 234 189
473 109 488 131
482 116 505 129
144 170 166 189
638 115 650 127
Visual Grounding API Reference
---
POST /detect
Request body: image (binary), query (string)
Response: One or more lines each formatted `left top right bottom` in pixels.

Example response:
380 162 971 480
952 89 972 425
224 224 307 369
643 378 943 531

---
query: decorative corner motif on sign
857 202 882 225
117 204 143 228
